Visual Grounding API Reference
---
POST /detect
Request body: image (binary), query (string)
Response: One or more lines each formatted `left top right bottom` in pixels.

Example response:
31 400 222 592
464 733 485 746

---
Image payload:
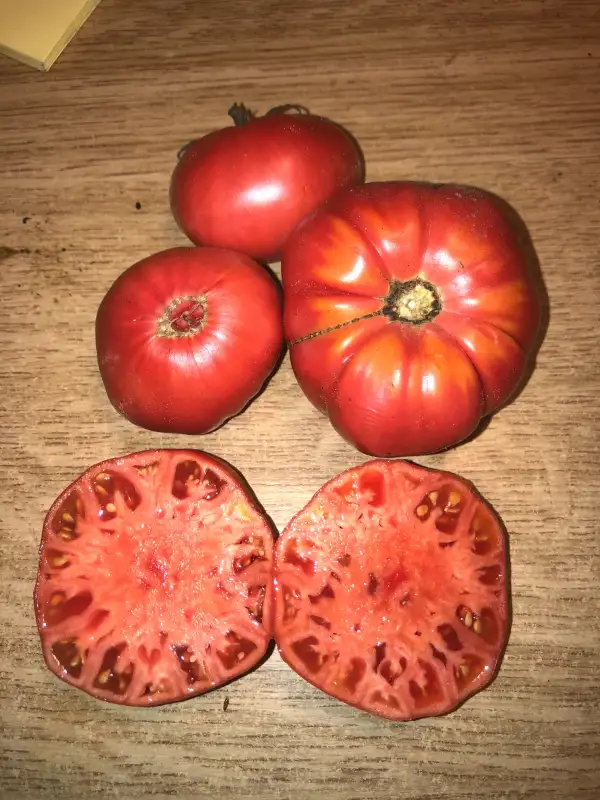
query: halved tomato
274 459 508 721
34 450 274 706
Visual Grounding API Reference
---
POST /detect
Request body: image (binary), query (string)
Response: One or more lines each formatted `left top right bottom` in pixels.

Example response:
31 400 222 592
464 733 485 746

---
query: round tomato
170 103 364 263
34 450 275 706
96 246 283 434
282 181 542 456
274 459 508 721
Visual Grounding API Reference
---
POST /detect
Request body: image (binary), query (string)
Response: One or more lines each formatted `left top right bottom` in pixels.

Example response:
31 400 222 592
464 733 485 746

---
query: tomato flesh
34 450 274 706
274 460 508 721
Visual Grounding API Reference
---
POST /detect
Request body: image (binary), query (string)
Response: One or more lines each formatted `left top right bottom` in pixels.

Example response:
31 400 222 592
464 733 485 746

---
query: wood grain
1 0 599 797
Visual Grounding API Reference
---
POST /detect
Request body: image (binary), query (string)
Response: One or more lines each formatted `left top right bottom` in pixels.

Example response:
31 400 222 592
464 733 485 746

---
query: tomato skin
170 106 364 263
96 247 284 434
274 459 509 721
282 181 542 457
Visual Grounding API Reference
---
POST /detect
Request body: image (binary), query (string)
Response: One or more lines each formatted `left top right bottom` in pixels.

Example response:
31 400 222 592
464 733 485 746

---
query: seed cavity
92 644 132 695
308 583 335 604
216 631 257 671
45 590 92 626
246 584 266 624
291 636 328 674
282 584 301 622
373 642 387 672
173 644 208 684
437 623 462 651
310 615 331 630
51 638 84 678
342 657 367 693
284 540 316 575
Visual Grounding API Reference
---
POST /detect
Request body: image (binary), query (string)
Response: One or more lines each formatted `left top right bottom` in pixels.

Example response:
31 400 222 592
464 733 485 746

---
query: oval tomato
282 182 542 456
170 104 364 263
274 459 508 721
96 246 283 434
34 450 275 706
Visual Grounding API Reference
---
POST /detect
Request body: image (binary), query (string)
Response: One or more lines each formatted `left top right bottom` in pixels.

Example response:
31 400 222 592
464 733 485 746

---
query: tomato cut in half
34 450 275 706
274 460 509 721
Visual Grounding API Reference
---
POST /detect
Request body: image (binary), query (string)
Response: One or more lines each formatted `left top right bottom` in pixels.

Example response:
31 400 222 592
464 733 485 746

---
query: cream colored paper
0 0 101 71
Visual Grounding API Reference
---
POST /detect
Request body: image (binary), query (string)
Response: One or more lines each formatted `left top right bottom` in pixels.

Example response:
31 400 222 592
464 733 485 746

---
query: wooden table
1 1 599 797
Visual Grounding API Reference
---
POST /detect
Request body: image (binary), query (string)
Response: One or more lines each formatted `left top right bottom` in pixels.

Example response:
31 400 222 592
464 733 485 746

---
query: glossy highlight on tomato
274 459 509 721
34 450 275 706
170 103 364 263
96 246 283 434
282 181 542 456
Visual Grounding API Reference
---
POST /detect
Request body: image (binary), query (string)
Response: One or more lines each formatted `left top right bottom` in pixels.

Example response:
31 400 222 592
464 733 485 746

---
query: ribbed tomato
274 459 508 721
34 450 275 706
96 247 283 434
282 182 542 456
170 104 364 263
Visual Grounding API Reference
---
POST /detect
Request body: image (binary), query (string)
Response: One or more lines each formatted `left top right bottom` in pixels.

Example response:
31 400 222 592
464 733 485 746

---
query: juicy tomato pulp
34 450 274 706
96 247 283 434
274 460 508 721
170 104 364 263
282 181 542 457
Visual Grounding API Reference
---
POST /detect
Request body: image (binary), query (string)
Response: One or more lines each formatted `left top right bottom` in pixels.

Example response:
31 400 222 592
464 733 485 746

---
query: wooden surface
1 0 599 797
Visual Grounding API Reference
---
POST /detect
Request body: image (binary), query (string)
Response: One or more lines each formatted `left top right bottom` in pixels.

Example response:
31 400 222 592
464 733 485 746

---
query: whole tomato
96 247 283 434
170 104 364 263
282 182 542 457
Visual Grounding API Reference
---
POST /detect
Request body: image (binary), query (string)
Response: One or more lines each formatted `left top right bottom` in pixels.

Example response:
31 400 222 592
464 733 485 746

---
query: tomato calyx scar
382 278 441 326
156 295 207 338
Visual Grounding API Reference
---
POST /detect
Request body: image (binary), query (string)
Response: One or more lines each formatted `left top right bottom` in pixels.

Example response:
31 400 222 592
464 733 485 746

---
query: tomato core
156 295 207 338
382 278 441 325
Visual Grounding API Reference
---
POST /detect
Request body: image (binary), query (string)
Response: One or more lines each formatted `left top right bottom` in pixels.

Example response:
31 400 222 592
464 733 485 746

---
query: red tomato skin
282 181 542 457
170 111 364 263
96 247 284 434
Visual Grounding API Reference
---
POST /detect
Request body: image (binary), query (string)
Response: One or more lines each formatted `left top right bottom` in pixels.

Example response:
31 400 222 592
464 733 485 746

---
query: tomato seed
473 619 482 635
464 611 473 628
428 491 439 505
97 670 110 684
416 504 429 518
62 512 74 524
105 502 116 513
447 491 462 507
95 484 108 497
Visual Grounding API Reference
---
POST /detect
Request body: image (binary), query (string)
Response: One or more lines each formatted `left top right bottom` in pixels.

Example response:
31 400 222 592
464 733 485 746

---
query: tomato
96 246 283 434
282 181 542 456
274 459 508 721
170 104 364 263
34 450 275 706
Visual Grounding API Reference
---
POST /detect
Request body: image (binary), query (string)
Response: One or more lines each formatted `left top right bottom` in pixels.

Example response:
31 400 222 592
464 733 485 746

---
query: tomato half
96 246 283 434
274 459 508 721
282 181 542 456
170 104 364 263
34 450 274 706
